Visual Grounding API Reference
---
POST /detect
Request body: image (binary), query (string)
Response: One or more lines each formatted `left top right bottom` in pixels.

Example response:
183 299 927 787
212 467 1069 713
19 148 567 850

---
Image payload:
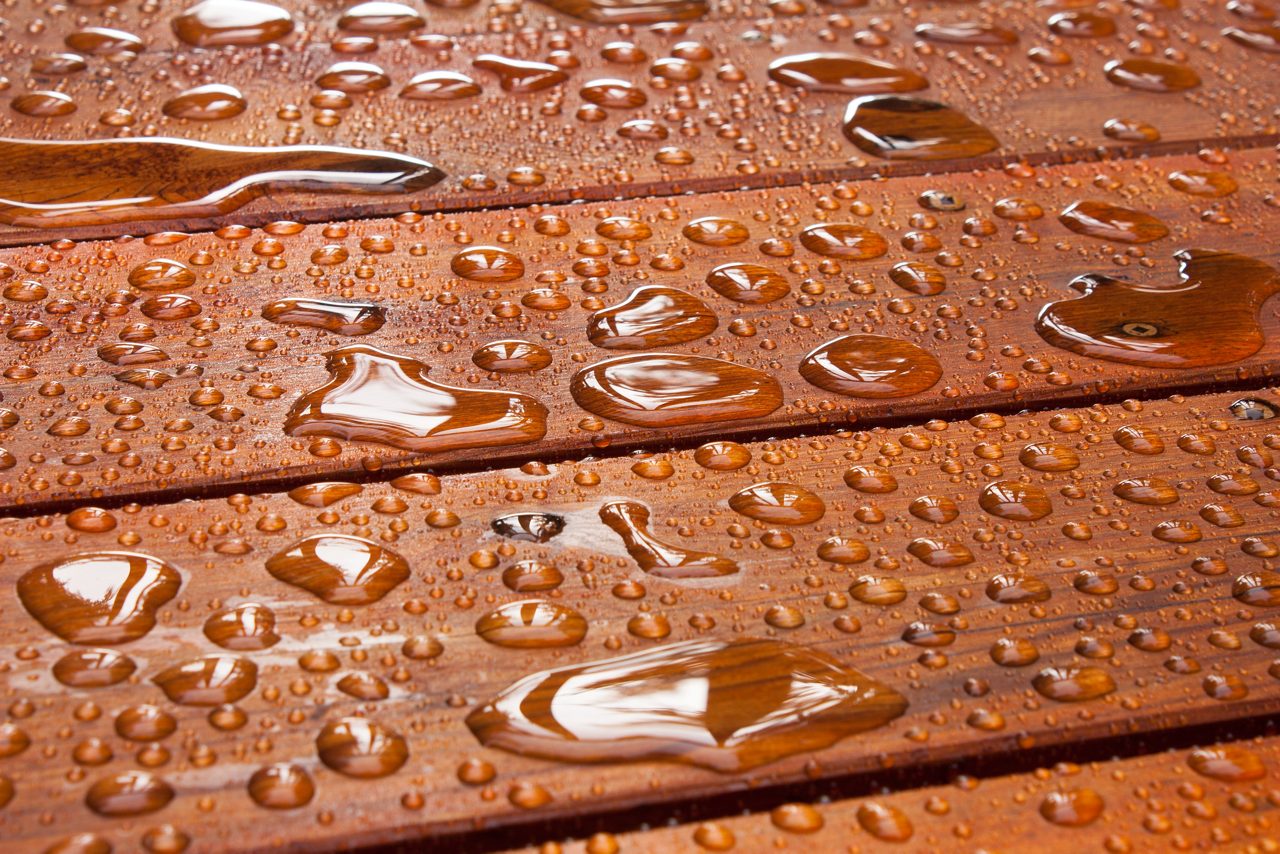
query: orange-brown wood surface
1 0 1277 241
3 390 1280 852
534 734 1280 852
1 148 1278 512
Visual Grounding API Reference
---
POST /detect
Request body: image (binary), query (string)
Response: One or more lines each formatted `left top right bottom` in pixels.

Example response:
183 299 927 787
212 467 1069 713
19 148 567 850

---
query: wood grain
1 1 1277 242
0 148 1277 511
536 734 1280 852
2 388 1280 852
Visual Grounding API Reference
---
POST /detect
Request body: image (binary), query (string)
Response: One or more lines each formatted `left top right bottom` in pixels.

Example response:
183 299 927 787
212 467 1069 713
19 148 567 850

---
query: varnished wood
0 149 1277 511
1 2 1277 241
2 388 1280 851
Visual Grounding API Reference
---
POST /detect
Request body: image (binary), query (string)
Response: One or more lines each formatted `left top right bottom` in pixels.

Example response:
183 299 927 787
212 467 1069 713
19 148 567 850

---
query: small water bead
978 481 1051 521
473 339 552 373
767 53 927 94
173 1 295 47
451 246 524 282
1058 200 1169 243
729 482 826 525
1032 666 1116 702
1168 170 1238 197
682 217 749 246
53 648 136 687
1040 789 1105 826
705 263 790 304
800 335 941 399
162 85 247 121
316 62 390 93
694 441 750 470
338 2 425 32
86 771 173 817
843 96 999 161
316 718 408 778
798 223 887 260
473 55 567 93
1104 59 1201 92
588 286 717 349
18 552 182 645
203 603 279 650
248 764 315 809
153 655 257 705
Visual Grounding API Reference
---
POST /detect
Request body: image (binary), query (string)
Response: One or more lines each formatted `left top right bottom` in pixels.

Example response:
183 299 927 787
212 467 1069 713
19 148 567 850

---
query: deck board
2 389 1280 851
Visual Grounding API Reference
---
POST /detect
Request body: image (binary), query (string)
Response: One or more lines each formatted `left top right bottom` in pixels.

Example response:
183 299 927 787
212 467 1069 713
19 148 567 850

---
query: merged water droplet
587 286 717 349
843 96 999 160
266 534 410 605
799 334 942 399
1035 250 1280 368
532 0 708 24
285 345 549 453
466 638 907 771
600 501 739 579
17 552 181 645
571 354 782 428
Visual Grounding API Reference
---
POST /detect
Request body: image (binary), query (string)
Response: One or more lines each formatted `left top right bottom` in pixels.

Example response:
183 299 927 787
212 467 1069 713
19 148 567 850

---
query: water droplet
600 501 739 579
472 55 567 93
173 1 295 47
53 648 136 687
262 298 385 335
248 764 315 809
286 345 548 453
682 217 749 246
266 534 409 605
1036 250 1278 368
401 71 482 101
1057 200 1169 243
799 334 941 398
1032 666 1116 702
843 96 999 160
451 246 525 282
316 718 408 778
694 441 750 470
203 603 279 650
1104 58 1201 92
86 771 173 817
587 286 717 349
1047 11 1116 37
491 512 565 542
977 481 1051 520
503 561 564 592
798 223 887 260
18 552 181 644
476 600 588 648
856 802 913 841
729 482 826 525
472 339 552 373
1233 570 1280 606
1188 746 1266 781
287 481 363 507
767 53 927 94
339 2 424 32
1224 24 1280 53
1040 788 1105 826
705 263 790 304
571 354 782 428
533 0 707 23
467 638 906 771
153 655 257 706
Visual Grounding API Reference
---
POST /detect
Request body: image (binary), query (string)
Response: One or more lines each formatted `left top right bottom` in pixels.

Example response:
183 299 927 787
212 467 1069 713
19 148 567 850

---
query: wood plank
2 388 1280 852
2 1 1278 242
534 733 1280 852
1 148 1278 510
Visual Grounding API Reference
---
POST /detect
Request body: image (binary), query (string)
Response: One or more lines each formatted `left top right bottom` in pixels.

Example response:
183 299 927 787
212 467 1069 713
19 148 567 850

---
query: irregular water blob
162 84 247 121
153 655 258 705
728 482 826 525
475 600 588 648
17 552 181 645
914 22 1018 45
799 334 941 398
587 286 717 349
0 138 443 228
1035 250 1280 368
285 345 548 453
599 501 739 579
472 55 567 93
767 53 928 94
316 718 408 778
266 534 409 605
261 298 385 335
466 638 907 771
1057 200 1169 243
571 354 782 428
843 96 999 160
173 1 295 46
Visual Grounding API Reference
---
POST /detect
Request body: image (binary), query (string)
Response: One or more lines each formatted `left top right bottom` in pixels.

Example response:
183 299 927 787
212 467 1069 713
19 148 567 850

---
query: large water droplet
587 286 717 349
799 334 941 398
266 534 409 605
843 96 999 160
17 552 181 644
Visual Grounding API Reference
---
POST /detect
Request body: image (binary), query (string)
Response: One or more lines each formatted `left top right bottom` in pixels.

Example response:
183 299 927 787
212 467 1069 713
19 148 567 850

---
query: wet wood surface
2 389 1280 852
1 148 1278 512
535 733 1280 852
1 0 1278 242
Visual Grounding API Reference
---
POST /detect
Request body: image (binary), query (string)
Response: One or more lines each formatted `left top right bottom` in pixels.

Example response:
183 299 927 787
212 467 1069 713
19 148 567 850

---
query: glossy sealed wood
1 1 1278 241
0 149 1277 511
2 389 1280 851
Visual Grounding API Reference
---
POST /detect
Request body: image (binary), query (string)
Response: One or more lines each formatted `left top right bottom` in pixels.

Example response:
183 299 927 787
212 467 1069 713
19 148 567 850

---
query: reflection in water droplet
473 339 552 373
53 648 137 687
601 501 739 580
467 638 906 771
571 354 782 428
85 771 173 817
800 334 941 399
17 552 181 644
1040 788 1105 826
476 600 588 648
767 53 928 94
1224 24 1280 53
248 764 315 810
285 345 548 453
587 286 717 349
203 603 279 650
1035 250 1280 368
266 534 409 605
857 802 913 842
401 71 482 101
1188 746 1267 781
843 96 999 160
0 138 442 228
914 22 1018 45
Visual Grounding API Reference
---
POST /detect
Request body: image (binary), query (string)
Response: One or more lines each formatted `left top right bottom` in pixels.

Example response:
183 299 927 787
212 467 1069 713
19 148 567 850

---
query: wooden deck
1 0 1279 851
